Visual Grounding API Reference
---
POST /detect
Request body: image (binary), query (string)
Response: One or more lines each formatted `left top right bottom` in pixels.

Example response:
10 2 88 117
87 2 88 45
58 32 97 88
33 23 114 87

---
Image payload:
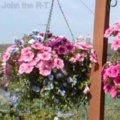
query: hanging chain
44 0 55 40
57 0 75 41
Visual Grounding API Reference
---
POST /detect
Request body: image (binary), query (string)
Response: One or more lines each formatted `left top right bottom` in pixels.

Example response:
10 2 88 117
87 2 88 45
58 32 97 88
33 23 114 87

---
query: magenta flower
114 74 120 85
65 43 75 52
54 58 64 69
31 42 43 50
57 46 67 54
111 39 120 51
106 65 119 78
110 87 118 100
103 84 112 93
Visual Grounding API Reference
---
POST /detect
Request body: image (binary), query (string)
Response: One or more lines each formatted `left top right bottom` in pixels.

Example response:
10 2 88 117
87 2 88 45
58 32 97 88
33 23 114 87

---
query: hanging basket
0 30 97 110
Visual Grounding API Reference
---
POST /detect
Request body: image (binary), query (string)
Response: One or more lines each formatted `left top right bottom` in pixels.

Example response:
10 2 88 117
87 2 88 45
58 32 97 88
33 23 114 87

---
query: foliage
102 22 120 99
0 30 97 119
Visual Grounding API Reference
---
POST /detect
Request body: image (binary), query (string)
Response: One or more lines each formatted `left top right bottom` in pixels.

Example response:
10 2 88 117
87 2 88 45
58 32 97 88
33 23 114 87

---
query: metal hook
110 0 117 7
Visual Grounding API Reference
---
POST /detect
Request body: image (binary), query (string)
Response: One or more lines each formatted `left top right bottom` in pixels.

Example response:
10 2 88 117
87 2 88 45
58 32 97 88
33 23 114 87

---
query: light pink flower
36 60 45 68
6 45 16 52
75 42 89 50
69 53 80 63
111 39 120 51
43 46 52 52
90 49 97 63
106 65 119 78
39 52 51 61
31 42 43 50
2 52 10 62
22 51 34 62
83 85 90 94
21 47 31 55
46 59 55 68
19 63 34 74
104 27 114 38
54 58 64 69
39 65 51 76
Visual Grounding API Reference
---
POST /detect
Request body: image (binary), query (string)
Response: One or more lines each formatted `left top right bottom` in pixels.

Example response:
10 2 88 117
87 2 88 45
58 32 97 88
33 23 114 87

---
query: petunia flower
54 58 64 69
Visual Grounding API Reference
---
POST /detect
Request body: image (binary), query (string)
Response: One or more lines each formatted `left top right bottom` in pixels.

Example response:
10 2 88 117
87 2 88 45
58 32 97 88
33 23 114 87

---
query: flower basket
102 22 120 99
0 30 97 119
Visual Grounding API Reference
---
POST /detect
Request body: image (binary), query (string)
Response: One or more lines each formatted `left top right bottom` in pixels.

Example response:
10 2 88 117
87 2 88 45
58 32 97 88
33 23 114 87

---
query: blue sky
0 0 119 43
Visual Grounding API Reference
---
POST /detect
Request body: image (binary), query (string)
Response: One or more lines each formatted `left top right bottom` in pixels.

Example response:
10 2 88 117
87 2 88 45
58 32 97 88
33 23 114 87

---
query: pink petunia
39 52 51 61
83 85 90 94
19 63 34 74
36 60 45 68
111 39 120 51
54 58 64 69
103 84 112 94
69 53 80 63
2 52 11 62
114 74 120 86
45 59 55 68
106 65 119 78
104 27 114 38
74 42 90 50
90 49 97 63
21 47 31 55
31 42 43 50
22 51 34 62
110 87 118 100
39 65 51 76
43 46 52 52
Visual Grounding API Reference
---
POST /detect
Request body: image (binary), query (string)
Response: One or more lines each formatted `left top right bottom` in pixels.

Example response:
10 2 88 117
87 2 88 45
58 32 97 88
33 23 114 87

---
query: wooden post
89 0 110 120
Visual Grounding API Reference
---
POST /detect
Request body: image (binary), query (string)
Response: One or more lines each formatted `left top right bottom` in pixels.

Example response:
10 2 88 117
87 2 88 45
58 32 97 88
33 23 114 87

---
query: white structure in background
76 34 91 43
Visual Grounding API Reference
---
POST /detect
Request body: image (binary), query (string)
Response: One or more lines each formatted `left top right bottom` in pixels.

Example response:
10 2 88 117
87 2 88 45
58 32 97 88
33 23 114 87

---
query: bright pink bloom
104 27 114 38
2 52 10 62
106 65 119 78
31 42 43 50
54 58 64 69
39 65 51 76
22 51 34 62
110 87 118 100
21 47 31 55
111 39 120 51
114 74 120 85
103 84 112 93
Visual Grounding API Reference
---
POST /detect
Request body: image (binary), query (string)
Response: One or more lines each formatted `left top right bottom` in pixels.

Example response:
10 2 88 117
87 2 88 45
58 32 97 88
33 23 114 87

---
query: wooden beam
89 0 110 120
